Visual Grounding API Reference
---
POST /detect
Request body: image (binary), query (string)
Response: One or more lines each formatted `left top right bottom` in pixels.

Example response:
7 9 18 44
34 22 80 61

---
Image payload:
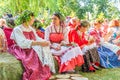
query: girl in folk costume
89 20 120 68
3 19 15 48
45 12 84 73
108 20 120 44
68 17 79 29
0 28 7 52
109 20 120 59
9 10 55 80
69 20 100 72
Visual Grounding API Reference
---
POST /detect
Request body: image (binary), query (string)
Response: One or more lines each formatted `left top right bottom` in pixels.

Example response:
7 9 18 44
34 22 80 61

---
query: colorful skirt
82 47 100 72
98 46 120 68
9 45 51 80
51 46 84 73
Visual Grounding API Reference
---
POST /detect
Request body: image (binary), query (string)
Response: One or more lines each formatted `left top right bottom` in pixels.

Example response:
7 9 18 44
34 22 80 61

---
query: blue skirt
98 46 120 68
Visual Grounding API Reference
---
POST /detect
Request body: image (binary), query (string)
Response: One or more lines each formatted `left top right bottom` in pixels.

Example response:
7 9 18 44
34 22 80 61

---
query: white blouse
10 25 44 49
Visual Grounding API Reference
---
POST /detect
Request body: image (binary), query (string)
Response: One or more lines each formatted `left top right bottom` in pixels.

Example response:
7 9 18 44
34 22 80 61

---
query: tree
0 0 120 21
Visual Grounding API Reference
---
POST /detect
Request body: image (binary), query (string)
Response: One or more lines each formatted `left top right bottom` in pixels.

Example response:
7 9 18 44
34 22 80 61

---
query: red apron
49 26 64 43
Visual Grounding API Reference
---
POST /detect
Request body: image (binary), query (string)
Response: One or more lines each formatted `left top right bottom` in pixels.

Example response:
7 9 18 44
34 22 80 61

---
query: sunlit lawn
80 68 120 80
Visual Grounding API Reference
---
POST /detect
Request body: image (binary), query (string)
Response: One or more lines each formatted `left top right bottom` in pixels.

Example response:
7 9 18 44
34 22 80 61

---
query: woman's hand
51 43 61 51
88 39 94 45
39 41 50 47
54 46 61 51
87 36 95 45
32 41 50 47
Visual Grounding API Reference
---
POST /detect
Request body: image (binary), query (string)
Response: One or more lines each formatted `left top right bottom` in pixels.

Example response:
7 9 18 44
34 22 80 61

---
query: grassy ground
80 68 120 80
54 59 120 80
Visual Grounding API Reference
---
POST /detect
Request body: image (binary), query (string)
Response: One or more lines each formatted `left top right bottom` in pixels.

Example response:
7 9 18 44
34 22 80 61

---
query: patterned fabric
82 47 100 72
89 28 103 45
98 46 120 68
109 27 120 45
89 28 120 68
101 42 120 54
68 29 100 72
88 47 100 63
45 25 84 73
50 37 84 73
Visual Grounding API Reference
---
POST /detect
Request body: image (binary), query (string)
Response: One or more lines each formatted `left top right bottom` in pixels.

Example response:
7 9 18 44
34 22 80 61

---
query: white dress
10 25 56 73
45 25 84 73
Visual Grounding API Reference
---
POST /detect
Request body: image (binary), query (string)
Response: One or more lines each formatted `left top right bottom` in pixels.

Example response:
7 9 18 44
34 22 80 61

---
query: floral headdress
15 10 34 25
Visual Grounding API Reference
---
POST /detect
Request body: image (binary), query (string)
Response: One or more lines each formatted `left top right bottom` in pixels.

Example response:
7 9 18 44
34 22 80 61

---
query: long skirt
82 47 100 72
51 46 84 73
98 46 120 68
9 45 51 80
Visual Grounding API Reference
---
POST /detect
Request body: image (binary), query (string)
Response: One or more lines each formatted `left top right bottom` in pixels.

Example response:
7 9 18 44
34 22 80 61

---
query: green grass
80 68 120 80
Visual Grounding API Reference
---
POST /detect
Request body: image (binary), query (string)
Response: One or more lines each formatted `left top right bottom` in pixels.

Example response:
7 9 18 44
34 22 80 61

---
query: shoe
89 66 95 72
61 72 67 74
61 70 75 74
92 64 100 70
95 62 100 66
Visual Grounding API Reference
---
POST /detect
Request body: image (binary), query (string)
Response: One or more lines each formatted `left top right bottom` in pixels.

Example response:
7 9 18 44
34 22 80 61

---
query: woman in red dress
69 20 100 72
9 10 52 80
45 12 84 73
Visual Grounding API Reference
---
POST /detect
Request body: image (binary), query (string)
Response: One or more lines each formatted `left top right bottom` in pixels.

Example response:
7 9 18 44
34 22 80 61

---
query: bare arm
31 41 50 47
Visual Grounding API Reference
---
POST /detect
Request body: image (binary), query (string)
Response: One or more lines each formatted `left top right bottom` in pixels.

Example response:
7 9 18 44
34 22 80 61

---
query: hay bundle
0 53 23 80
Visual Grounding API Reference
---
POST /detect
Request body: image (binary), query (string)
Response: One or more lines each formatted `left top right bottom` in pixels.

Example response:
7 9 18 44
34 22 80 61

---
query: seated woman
9 10 55 80
69 20 100 72
68 17 79 30
108 20 120 45
3 19 15 47
45 12 84 73
0 22 24 80
89 19 120 68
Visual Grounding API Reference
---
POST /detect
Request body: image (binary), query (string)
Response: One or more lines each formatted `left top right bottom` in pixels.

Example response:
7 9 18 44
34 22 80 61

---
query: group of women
1 10 120 80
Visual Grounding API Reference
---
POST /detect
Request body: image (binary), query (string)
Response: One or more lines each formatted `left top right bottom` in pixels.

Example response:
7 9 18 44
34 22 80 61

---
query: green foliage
32 20 43 29
97 12 105 22
15 10 34 25
0 0 120 27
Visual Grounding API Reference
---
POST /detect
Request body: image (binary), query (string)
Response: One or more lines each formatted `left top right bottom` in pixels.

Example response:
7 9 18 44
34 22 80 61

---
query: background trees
0 0 120 21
